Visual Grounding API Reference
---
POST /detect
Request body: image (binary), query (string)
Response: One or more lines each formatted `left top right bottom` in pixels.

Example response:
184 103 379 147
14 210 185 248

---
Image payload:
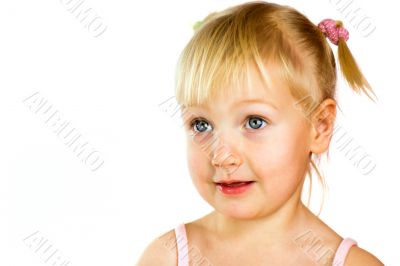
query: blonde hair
174 1 377 216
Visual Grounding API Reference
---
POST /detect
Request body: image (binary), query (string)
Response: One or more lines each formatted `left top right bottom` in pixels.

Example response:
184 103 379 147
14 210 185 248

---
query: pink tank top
174 223 357 266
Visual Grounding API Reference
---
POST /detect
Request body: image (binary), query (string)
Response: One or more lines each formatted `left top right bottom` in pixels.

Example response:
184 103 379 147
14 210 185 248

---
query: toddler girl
138 1 383 265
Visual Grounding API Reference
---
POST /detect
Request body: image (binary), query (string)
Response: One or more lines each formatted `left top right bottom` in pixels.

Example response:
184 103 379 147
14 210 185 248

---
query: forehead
184 62 292 111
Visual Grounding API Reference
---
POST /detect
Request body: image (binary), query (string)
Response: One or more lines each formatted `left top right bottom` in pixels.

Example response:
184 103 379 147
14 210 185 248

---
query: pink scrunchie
318 19 349 45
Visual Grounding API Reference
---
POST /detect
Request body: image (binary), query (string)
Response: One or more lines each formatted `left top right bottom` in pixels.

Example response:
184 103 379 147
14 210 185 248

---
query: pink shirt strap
174 223 189 266
332 238 357 266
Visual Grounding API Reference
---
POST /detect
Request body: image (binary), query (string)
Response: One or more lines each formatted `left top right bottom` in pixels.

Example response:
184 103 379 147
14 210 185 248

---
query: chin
214 202 262 220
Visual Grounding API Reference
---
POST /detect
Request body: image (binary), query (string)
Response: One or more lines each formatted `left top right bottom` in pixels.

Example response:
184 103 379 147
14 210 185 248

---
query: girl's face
182 65 313 220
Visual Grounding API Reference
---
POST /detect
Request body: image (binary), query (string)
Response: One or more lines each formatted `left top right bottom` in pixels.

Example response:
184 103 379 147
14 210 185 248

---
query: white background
1 0 398 265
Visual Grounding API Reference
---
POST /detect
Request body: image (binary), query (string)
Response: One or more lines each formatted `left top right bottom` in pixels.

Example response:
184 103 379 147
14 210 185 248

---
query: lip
215 181 255 196
214 179 254 184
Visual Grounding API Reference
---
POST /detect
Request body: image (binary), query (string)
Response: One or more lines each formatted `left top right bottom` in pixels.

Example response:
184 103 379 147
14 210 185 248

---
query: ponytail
318 19 377 102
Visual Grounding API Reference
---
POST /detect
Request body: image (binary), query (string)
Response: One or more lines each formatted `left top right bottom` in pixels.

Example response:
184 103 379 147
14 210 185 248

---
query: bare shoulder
344 246 384 266
136 229 177 266
299 207 384 266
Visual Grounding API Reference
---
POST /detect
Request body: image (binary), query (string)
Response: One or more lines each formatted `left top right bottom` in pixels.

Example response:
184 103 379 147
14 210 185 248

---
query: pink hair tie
318 19 349 45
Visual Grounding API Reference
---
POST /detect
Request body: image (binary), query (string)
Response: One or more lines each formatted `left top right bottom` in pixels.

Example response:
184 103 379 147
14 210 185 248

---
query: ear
309 98 337 154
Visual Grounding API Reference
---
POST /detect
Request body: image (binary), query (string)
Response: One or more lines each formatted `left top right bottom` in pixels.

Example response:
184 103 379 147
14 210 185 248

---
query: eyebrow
183 98 278 111
234 99 278 110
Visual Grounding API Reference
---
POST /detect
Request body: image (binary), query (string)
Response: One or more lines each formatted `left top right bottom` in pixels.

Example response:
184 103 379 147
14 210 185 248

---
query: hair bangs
175 4 318 117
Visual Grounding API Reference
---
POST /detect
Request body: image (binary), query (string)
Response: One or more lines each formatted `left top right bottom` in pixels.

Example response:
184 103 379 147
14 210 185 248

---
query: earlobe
309 99 337 154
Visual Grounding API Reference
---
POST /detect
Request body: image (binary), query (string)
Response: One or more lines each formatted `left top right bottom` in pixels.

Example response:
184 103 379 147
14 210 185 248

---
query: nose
210 136 243 174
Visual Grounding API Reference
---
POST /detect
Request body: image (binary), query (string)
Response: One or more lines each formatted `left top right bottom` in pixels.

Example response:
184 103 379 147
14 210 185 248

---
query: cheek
186 142 216 202
186 142 211 182
246 124 310 193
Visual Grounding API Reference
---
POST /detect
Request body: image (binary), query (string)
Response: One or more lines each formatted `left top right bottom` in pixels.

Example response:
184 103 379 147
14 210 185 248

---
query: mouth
215 180 254 186
214 181 255 195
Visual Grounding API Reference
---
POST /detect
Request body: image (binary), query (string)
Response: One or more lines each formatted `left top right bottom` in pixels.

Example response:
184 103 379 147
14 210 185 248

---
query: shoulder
344 246 384 266
136 229 177 266
298 208 384 266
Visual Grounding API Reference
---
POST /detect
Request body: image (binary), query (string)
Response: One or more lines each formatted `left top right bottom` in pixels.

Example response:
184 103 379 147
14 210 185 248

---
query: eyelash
188 115 269 133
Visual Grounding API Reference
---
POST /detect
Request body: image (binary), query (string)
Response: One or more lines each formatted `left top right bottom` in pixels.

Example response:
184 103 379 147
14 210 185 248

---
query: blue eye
245 116 267 130
190 119 212 133
189 116 268 133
